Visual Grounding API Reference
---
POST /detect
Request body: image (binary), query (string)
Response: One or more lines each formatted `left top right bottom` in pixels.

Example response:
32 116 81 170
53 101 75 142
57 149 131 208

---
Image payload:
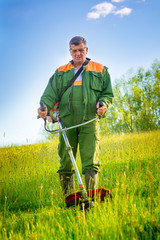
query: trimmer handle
39 102 47 122
40 102 46 111
99 101 104 108
97 101 104 118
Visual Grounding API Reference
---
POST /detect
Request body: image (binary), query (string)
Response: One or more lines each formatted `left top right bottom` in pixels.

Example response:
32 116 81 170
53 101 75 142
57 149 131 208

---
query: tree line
100 59 160 134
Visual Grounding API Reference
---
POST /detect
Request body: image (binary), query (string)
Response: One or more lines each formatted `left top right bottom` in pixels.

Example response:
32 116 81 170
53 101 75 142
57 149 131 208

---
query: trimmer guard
65 188 112 207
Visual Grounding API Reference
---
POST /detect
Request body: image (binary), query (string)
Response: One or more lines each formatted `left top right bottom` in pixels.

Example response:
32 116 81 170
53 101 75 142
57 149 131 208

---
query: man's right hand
37 106 48 119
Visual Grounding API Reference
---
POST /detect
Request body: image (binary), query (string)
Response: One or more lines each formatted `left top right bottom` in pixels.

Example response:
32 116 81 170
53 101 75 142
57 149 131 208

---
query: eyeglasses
70 47 87 53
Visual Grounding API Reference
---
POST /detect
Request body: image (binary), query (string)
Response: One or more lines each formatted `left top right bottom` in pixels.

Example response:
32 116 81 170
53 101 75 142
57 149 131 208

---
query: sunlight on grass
0 131 159 239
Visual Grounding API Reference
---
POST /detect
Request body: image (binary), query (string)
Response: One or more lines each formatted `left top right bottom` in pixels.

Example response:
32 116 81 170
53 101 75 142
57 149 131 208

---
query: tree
100 59 160 134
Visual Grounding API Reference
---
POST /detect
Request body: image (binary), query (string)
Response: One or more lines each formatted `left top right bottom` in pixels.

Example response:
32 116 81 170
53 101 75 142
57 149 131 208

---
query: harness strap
58 58 89 102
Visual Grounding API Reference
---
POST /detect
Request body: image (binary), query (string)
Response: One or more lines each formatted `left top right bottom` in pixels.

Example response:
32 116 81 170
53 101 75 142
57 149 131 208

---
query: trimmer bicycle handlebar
40 101 103 134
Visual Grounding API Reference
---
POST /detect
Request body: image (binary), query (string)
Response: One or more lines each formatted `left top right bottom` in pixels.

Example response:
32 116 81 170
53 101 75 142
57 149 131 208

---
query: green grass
0 131 160 239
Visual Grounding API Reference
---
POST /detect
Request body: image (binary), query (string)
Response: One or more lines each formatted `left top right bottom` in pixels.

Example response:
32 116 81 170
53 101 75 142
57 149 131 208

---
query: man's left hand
96 102 107 116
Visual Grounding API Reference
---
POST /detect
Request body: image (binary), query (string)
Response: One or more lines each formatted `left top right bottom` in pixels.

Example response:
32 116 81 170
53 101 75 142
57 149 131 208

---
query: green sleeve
40 71 59 113
98 66 114 108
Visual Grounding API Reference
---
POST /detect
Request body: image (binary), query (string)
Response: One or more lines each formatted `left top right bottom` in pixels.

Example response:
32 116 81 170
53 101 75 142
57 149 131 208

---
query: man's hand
96 102 107 116
37 106 48 119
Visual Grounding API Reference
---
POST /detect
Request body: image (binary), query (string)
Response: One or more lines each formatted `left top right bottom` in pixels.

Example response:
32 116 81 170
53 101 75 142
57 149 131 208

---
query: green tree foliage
100 59 160 134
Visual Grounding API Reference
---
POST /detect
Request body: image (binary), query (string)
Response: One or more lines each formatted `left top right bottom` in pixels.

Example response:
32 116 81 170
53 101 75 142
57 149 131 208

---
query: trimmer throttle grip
40 102 46 111
99 101 104 108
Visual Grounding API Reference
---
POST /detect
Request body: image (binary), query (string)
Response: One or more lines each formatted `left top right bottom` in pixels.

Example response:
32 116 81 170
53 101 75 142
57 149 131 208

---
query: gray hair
69 36 87 48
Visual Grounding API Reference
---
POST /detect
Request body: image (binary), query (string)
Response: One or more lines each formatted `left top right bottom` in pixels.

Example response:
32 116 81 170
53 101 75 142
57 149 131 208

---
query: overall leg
58 118 78 196
79 120 100 190
58 127 78 174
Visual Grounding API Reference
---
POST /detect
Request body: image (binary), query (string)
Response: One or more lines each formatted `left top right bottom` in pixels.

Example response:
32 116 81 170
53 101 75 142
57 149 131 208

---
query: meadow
0 130 160 239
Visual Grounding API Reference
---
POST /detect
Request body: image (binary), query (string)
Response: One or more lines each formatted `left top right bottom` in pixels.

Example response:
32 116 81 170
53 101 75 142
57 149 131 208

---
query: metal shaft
55 112 85 190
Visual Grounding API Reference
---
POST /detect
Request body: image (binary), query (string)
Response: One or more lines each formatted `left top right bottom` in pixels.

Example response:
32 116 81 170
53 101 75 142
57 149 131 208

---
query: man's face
70 43 88 67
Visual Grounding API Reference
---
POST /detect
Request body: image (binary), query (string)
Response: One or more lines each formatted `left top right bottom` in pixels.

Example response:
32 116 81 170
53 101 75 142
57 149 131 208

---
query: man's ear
69 49 72 57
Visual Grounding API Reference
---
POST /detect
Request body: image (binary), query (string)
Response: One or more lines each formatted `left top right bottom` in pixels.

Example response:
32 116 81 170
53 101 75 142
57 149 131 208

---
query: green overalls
58 72 100 175
40 59 114 175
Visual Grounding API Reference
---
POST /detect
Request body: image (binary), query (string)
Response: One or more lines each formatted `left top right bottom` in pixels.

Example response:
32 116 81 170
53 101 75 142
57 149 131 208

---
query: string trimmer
40 102 112 209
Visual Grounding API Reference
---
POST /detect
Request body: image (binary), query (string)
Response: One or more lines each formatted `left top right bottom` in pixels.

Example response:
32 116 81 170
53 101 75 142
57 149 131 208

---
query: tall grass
0 131 160 239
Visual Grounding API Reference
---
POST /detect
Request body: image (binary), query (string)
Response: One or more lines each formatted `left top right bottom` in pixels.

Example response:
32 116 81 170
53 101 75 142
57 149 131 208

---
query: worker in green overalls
38 36 114 196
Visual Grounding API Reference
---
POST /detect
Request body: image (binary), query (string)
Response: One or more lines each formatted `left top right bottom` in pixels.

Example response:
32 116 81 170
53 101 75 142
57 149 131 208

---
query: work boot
59 173 75 196
85 170 98 190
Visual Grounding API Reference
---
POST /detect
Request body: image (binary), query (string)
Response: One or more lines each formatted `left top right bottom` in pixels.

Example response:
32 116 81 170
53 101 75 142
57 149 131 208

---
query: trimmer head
65 188 112 208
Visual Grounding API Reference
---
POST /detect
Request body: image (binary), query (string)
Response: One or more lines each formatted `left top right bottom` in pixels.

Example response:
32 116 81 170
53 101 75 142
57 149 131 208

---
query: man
38 36 114 196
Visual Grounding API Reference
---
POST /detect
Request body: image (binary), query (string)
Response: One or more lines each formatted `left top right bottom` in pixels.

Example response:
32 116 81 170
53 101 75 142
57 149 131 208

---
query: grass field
0 131 160 239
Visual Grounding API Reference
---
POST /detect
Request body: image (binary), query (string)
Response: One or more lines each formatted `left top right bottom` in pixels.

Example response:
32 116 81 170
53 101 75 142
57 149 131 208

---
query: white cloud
87 12 100 20
87 2 132 20
87 2 116 19
114 7 132 17
112 0 124 2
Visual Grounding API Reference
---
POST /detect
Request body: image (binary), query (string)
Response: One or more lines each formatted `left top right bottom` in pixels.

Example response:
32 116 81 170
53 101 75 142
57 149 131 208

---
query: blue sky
0 0 160 146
